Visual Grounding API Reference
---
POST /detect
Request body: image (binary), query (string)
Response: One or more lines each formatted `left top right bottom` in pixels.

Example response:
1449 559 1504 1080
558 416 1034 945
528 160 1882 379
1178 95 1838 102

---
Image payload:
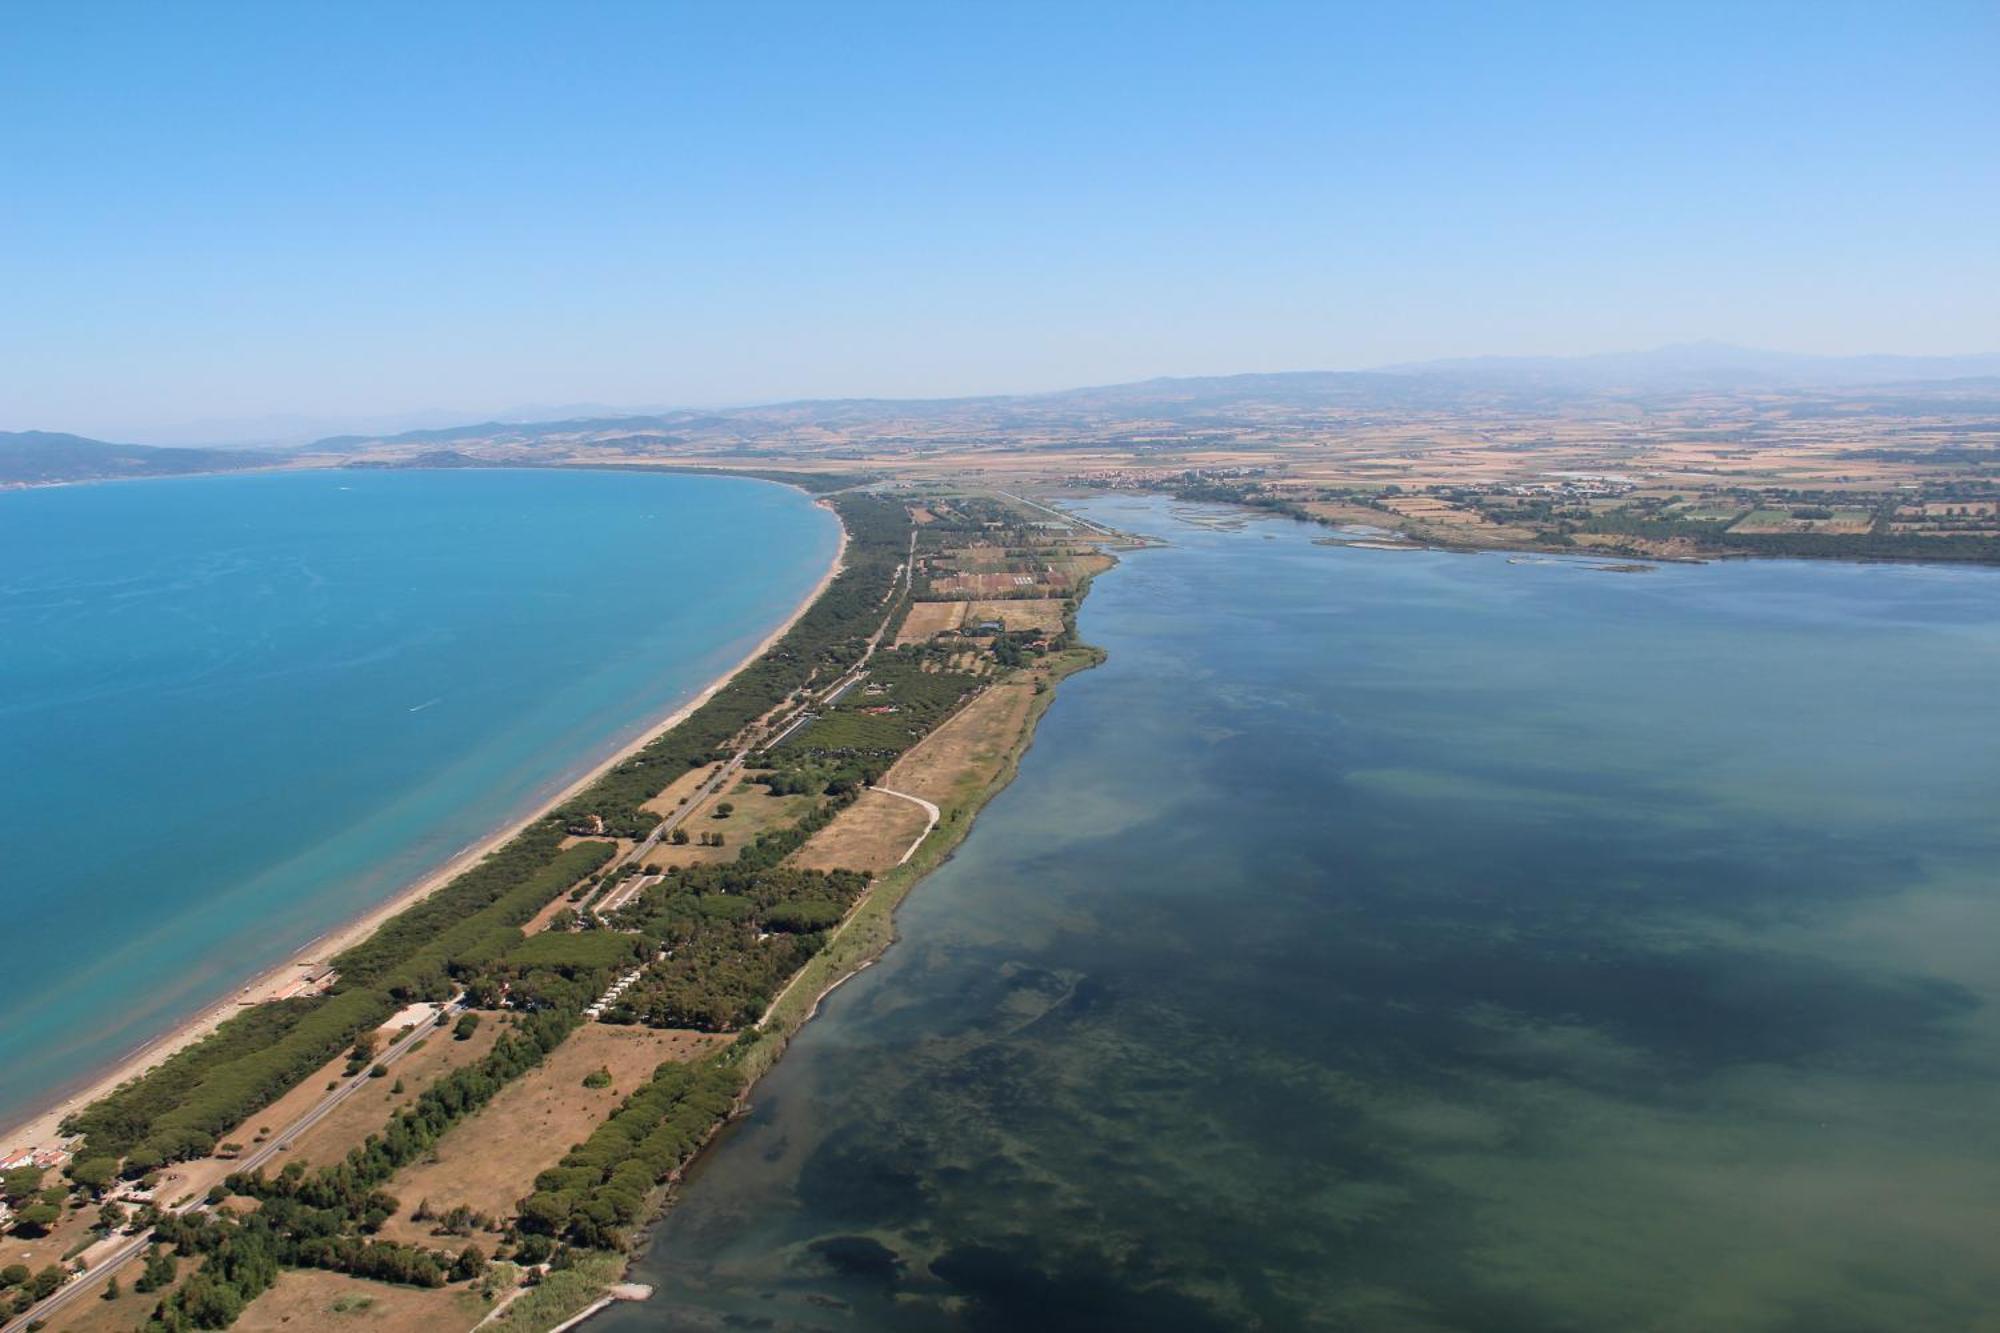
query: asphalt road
617 530 912 876
994 488 1119 538
626 751 746 863
232 1000 459 1180
3 1001 458 1332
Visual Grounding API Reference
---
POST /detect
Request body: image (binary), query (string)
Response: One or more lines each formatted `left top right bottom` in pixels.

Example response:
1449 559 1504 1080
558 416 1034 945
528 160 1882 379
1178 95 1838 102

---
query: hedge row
515 1060 742 1249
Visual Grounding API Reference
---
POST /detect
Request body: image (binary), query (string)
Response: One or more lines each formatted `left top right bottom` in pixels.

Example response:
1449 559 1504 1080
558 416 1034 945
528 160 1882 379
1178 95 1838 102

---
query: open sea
0 468 839 1132
606 496 2000 1332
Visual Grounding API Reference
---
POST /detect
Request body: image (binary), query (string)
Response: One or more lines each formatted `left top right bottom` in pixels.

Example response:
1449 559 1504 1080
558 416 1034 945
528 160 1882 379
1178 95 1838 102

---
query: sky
3 1 1997 442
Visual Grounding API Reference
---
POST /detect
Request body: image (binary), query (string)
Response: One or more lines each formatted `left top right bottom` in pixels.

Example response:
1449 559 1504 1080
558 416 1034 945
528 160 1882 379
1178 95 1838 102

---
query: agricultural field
1668 500 1750 522
895 599 966 644
373 1024 722 1245
1727 507 1876 534
920 540 1077 599
927 567 1070 598
960 598 1066 634
1890 496 2000 538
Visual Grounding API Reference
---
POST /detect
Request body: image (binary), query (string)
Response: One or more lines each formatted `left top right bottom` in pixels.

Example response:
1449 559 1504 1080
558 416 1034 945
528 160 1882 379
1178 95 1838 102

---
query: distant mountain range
1376 341 2000 391
0 432 270 486
286 344 2000 449
115 402 688 449
9 344 1998 485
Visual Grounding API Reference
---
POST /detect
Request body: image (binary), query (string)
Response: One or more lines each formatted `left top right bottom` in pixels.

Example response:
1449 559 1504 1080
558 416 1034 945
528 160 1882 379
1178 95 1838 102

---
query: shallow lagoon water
0 469 837 1128
609 496 2000 1331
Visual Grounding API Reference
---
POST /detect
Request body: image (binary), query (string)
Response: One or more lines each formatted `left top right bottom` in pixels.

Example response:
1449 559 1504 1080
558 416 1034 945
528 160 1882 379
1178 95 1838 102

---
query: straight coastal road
616 526 912 876
2 1002 457 1333
993 488 1118 538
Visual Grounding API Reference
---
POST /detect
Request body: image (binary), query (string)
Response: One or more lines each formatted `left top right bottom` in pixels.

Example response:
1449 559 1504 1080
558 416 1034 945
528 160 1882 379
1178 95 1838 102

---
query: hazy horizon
15 337 2000 448
5 2 1997 440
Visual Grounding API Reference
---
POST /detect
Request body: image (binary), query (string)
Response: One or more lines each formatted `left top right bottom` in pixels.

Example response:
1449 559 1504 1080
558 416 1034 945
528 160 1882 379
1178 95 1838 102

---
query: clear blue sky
4 1 1996 440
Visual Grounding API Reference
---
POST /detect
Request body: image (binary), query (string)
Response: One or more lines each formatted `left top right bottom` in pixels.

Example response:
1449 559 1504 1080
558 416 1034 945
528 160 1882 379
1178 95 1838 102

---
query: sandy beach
0 507 848 1158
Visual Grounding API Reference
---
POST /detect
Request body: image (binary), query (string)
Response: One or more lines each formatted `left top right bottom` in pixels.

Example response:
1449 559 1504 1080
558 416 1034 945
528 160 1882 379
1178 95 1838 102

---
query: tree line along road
2 1001 459 1333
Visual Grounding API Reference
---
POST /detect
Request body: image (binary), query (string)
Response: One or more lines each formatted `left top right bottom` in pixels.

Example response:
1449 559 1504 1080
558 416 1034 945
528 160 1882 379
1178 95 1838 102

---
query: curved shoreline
0 503 849 1157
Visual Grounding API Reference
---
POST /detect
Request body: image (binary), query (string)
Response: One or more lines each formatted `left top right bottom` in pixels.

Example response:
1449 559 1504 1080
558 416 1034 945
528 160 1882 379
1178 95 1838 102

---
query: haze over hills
1378 341 2000 391
123 402 687 450
299 344 1993 437
0 431 270 486
299 343 2000 453
8 344 1999 486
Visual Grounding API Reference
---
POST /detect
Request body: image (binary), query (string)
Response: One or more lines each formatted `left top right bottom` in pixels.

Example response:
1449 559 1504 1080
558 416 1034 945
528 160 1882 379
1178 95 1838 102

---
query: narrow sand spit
1 510 847 1157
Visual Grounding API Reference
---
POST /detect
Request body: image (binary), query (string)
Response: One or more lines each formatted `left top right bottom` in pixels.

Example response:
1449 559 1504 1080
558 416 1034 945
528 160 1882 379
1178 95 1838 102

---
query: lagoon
611 496 2000 1331
0 468 838 1131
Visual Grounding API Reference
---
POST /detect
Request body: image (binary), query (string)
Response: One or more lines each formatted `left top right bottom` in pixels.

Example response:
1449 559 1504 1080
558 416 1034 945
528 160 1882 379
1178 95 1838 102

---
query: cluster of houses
2 1145 72 1174
1 1144 74 1230
1485 472 1635 500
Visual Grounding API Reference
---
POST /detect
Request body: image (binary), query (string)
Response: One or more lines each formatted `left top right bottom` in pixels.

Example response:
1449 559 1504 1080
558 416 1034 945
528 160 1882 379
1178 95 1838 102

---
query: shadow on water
603 497 2000 1332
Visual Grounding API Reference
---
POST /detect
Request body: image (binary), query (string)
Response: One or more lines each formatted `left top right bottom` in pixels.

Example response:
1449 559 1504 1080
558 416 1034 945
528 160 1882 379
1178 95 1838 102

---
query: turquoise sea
0 468 839 1132
609 497 2000 1332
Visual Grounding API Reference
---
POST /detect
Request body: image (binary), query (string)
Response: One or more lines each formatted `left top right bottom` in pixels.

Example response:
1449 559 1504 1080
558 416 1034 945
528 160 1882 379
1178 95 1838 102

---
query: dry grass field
2 1203 98 1278
895 599 966 644
638 763 717 818
640 783 813 870
882 678 1037 811
165 1044 376 1202
788 787 932 873
962 598 1066 633
234 1268 488 1333
374 1024 722 1242
1059 551 1116 578
284 1018 505 1169
521 886 591 934
44 1260 206 1333
44 1289 155 1333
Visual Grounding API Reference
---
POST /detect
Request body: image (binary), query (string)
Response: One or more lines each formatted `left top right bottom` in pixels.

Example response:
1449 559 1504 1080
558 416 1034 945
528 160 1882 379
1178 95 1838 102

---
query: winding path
871 785 941 865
